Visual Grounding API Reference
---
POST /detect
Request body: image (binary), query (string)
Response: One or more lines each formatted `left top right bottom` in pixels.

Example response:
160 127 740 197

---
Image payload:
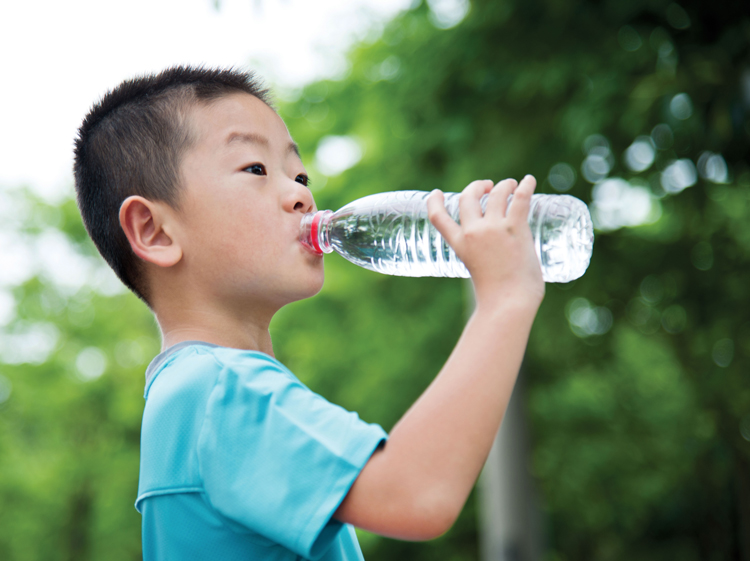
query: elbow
422 511 458 541
403 492 461 541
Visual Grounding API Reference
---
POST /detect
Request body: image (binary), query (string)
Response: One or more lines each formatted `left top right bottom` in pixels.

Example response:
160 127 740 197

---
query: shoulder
205 347 300 390
189 347 316 415
207 347 291 375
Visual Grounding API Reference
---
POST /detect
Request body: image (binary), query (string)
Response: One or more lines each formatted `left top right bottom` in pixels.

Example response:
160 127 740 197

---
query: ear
119 196 182 268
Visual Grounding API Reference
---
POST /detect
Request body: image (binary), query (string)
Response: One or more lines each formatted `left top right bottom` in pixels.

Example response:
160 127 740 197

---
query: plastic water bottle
300 191 594 283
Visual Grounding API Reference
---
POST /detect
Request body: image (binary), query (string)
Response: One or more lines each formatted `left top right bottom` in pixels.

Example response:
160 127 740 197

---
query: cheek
199 195 271 245
215 216 282 273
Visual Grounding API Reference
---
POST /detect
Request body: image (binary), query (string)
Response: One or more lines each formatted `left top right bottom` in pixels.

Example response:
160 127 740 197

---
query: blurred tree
276 0 750 559
0 191 157 560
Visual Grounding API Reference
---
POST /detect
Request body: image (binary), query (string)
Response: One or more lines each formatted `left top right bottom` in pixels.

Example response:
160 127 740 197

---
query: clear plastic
300 191 594 283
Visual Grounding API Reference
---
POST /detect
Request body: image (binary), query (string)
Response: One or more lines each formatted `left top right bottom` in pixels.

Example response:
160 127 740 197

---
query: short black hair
73 65 272 305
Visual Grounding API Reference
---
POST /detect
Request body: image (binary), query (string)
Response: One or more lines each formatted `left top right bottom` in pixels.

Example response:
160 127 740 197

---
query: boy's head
74 66 323 311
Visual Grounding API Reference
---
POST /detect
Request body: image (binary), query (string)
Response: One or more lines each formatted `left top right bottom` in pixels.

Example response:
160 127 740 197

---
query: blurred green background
1 0 749 559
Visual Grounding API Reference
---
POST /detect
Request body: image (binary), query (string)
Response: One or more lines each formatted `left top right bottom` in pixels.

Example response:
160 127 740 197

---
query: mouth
299 238 324 256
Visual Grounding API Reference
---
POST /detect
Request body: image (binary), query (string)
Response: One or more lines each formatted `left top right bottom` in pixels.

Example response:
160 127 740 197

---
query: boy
73 66 544 560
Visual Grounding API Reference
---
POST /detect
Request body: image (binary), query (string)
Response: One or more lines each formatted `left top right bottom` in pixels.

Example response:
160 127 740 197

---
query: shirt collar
144 340 220 390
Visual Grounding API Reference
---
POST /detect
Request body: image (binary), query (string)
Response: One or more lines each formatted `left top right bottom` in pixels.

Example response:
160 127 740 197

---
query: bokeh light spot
590 178 660 231
548 163 576 192
670 93 693 120
697 151 728 184
661 159 697 193
712 339 734 368
582 149 613 183
640 275 664 303
624 136 656 172
666 3 691 29
0 322 59 365
315 135 363 177
566 298 613 337
582 134 610 155
379 56 401 80
627 298 661 334
651 123 674 150
76 347 108 381
115 340 146 369
426 0 470 29
618 25 642 51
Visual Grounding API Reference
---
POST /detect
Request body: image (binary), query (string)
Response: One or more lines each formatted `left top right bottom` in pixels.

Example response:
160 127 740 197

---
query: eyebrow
226 132 301 159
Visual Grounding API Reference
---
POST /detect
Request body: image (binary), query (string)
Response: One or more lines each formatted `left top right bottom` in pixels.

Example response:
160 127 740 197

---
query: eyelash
244 163 266 176
243 163 311 187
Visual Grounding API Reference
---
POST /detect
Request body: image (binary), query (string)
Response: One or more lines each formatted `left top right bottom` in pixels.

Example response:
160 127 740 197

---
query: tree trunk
477 380 543 561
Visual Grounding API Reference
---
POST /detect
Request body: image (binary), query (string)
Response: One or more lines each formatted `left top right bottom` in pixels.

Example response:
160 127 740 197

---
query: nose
284 179 316 214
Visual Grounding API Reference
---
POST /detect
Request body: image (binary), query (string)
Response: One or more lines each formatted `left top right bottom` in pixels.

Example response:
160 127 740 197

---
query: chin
304 272 326 299
287 271 325 304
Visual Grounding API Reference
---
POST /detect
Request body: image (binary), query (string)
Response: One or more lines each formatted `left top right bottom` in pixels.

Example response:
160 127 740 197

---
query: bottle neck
299 210 333 254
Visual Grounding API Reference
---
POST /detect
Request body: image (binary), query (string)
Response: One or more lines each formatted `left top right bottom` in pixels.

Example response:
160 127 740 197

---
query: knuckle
466 179 491 192
463 226 482 241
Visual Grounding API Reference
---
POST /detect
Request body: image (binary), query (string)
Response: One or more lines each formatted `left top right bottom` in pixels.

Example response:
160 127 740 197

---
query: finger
484 178 518 218
458 179 494 225
427 189 462 247
507 175 537 223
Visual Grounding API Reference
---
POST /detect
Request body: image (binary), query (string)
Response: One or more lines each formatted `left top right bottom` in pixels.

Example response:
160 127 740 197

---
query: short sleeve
196 352 387 559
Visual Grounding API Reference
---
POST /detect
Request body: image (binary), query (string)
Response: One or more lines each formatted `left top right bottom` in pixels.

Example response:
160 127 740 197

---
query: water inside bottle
301 191 593 282
328 192 468 277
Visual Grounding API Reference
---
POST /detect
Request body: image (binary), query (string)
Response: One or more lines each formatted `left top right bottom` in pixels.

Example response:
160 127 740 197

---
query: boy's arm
334 176 545 540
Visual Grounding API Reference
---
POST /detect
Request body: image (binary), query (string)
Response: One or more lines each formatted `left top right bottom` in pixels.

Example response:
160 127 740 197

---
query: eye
244 163 266 176
295 174 311 187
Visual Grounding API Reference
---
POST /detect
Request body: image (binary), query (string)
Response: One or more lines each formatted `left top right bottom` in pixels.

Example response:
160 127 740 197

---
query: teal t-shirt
136 342 387 560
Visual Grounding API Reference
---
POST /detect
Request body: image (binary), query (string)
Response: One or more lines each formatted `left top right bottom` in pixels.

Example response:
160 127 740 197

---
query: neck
154 300 277 357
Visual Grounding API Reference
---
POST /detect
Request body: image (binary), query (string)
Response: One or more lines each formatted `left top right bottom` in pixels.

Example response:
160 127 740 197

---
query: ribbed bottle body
329 191 467 277
322 191 593 282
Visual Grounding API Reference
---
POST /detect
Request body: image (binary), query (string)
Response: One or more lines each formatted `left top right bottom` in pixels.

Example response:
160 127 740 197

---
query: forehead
187 92 292 149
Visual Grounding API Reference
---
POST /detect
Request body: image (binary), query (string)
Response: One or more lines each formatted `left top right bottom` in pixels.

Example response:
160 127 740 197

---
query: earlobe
119 196 183 268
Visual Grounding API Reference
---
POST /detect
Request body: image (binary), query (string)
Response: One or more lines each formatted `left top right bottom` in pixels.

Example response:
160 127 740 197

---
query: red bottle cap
310 211 324 254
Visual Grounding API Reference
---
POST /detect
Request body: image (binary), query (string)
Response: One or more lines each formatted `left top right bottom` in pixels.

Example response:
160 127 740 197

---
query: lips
300 240 321 255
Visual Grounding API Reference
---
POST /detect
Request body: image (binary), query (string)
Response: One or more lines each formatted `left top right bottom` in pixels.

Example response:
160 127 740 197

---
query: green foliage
0 190 158 560
1 0 749 559
277 0 750 558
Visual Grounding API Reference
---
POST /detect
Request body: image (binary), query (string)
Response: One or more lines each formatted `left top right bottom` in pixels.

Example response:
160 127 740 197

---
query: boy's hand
427 176 545 311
